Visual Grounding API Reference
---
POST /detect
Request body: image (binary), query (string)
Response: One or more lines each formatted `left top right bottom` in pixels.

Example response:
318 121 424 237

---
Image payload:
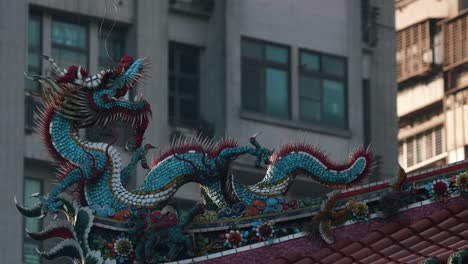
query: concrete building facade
0 0 397 263
396 0 468 172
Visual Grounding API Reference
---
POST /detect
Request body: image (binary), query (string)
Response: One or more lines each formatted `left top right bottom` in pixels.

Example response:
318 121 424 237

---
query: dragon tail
231 144 374 204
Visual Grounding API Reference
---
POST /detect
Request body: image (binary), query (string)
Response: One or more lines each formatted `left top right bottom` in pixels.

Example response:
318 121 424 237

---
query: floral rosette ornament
346 200 368 221
224 229 248 248
252 219 275 241
429 179 450 202
455 172 468 193
108 234 134 263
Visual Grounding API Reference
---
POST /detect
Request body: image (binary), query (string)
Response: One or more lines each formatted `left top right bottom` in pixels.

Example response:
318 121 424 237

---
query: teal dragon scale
16 55 374 263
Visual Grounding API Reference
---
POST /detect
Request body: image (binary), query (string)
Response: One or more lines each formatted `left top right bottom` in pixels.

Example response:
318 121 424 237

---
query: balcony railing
396 20 435 83
441 10 468 71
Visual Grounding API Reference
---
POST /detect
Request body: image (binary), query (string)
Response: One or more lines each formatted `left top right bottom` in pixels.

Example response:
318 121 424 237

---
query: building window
399 126 444 169
169 42 201 126
241 38 290 118
23 178 42 264
26 15 42 132
26 15 42 92
51 20 88 68
299 50 347 129
98 30 126 70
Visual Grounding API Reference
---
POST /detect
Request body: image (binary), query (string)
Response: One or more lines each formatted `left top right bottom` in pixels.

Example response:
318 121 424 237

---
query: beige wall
397 77 444 117
395 0 459 30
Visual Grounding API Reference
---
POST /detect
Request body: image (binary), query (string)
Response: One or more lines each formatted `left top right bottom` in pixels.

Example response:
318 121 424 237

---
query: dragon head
38 55 152 147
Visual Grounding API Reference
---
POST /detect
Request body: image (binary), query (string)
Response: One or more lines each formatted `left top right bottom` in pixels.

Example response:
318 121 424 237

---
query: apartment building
0 0 397 262
396 0 468 172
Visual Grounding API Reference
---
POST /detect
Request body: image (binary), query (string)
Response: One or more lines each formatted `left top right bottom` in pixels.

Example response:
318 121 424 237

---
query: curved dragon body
23 55 373 214
15 55 375 263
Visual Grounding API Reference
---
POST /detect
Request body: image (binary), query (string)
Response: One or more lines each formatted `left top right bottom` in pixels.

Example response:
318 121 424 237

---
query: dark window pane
52 21 87 49
169 95 174 120
169 43 200 126
242 63 262 112
265 68 288 117
179 77 198 96
301 52 320 72
323 80 345 128
28 52 41 70
266 45 287 64
300 98 321 122
322 55 345 77
180 97 198 121
180 53 198 74
169 49 175 72
242 40 263 59
28 18 40 49
299 75 321 99
169 76 176 91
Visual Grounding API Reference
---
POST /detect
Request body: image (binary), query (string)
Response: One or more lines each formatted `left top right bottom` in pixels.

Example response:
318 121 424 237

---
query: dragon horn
251 131 263 139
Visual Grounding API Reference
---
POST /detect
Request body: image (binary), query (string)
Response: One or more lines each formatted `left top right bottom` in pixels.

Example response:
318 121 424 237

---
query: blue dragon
17 55 373 216
15 55 374 263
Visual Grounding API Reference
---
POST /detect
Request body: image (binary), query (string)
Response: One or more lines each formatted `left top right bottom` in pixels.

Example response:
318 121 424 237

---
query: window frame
241 36 292 119
168 41 202 127
51 18 90 68
298 48 349 130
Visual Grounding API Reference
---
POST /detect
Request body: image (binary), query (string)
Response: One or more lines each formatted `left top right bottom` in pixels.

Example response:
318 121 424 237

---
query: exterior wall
397 77 444 117
396 0 467 172
0 1 27 262
395 0 457 30
368 0 399 179
225 0 397 182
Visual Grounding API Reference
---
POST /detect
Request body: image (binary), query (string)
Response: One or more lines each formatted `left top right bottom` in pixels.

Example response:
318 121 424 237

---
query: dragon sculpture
16 55 374 263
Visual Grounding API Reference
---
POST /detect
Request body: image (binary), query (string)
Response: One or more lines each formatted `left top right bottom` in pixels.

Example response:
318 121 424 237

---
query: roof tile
387 249 412 260
294 258 315 264
339 242 363 256
359 253 383 264
369 237 393 251
401 235 423 248
439 236 461 248
419 245 442 256
320 252 344 263
378 222 402 235
360 231 384 245
390 227 413 241
380 244 403 256
450 222 468 234
428 209 451 223
350 247 374 259
430 230 452 243
409 218 433 232
419 226 440 238
274 200 468 264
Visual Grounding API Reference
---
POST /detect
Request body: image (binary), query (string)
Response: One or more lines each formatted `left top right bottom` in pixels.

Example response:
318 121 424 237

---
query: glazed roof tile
273 203 468 264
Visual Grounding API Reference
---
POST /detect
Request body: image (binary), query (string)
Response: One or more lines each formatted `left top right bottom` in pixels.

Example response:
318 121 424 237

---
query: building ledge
240 110 351 139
